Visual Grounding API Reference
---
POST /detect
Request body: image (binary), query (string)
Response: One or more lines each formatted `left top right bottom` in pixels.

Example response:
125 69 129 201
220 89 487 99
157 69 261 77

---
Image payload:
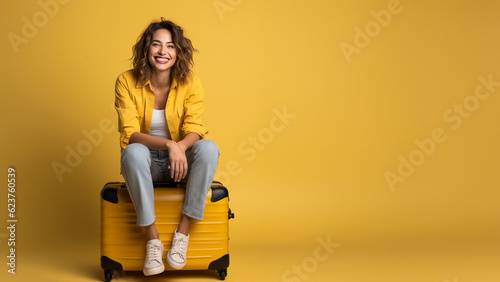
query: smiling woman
113 18 220 277
131 18 197 86
148 29 177 72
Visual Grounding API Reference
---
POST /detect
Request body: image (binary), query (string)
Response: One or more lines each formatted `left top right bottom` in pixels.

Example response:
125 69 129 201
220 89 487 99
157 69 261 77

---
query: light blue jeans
120 139 219 226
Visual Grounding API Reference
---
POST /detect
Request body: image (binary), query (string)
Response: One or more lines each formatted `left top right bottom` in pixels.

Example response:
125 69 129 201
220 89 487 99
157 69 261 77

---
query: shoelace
146 243 162 263
170 236 188 260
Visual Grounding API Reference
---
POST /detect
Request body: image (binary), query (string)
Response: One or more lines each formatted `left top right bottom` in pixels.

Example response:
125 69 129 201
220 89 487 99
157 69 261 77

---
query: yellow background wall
1 0 499 281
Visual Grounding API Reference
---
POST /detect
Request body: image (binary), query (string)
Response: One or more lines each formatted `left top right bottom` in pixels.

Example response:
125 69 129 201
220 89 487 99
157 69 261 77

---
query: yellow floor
2 238 499 282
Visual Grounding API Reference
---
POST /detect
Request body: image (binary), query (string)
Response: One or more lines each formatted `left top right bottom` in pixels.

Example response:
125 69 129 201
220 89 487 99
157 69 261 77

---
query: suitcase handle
120 182 181 188
119 181 224 189
103 181 229 203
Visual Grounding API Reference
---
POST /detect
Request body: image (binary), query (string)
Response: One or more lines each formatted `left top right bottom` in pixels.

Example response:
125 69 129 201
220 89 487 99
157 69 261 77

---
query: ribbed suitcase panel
101 183 229 271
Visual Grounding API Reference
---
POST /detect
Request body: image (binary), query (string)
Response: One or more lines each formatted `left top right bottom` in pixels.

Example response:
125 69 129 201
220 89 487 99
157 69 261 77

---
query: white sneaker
143 239 165 276
166 229 189 269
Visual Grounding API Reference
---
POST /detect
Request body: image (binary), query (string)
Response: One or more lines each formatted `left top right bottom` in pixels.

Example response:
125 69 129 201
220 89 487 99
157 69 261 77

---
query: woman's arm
177 132 201 151
129 131 200 151
115 73 142 151
129 132 172 150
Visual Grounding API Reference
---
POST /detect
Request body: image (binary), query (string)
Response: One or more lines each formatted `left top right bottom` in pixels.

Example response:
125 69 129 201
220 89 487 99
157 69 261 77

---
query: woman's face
148 28 177 73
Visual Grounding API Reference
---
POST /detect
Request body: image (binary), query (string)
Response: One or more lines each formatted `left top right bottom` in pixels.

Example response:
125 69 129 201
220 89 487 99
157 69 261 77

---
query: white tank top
149 109 171 140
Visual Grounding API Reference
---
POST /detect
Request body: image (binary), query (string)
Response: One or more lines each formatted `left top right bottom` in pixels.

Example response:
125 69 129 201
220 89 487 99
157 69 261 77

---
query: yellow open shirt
114 70 208 152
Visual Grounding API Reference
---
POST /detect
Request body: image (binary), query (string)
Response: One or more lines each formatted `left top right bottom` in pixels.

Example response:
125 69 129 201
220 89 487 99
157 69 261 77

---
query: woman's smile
154 56 170 64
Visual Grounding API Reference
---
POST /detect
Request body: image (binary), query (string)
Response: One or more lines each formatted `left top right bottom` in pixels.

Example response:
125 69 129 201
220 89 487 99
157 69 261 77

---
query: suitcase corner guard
100 183 120 204
208 254 230 270
210 186 229 202
101 256 123 271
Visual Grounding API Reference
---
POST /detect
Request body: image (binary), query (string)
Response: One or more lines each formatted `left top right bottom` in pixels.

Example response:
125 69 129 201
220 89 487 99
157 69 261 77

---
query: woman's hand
130 132 200 181
167 141 188 182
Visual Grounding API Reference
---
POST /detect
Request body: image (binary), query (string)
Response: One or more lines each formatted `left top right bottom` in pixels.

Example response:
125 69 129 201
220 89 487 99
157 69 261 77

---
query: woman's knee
121 143 151 167
191 139 219 162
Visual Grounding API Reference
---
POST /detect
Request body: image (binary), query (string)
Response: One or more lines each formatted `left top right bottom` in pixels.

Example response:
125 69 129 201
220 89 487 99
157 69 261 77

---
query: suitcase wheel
217 269 227 280
104 269 114 282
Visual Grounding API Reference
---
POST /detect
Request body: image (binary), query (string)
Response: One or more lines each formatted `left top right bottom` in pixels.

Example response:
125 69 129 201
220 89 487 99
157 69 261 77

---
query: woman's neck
150 70 171 88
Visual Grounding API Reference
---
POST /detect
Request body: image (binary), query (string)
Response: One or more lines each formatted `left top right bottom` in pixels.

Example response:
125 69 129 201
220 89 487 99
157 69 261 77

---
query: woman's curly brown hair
132 18 197 85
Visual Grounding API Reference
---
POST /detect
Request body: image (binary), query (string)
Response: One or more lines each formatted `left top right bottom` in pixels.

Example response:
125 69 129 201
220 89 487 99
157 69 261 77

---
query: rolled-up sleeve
181 75 208 139
115 74 140 151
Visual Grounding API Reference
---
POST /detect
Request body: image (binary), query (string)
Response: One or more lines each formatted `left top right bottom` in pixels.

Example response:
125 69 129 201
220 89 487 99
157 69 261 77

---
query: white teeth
156 57 169 62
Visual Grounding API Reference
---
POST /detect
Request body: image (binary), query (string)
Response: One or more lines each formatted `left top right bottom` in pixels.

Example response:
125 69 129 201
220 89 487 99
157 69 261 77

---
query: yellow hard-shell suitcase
100 181 234 281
